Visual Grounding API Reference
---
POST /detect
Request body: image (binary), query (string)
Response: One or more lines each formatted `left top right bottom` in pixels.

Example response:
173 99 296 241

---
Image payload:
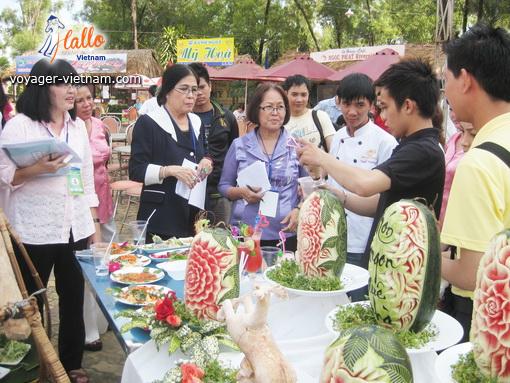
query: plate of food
110 253 151 267
110 267 165 285
139 237 193 255
434 342 472 383
110 242 137 257
148 249 189 263
0 338 31 366
112 284 172 306
263 261 369 298
325 301 464 354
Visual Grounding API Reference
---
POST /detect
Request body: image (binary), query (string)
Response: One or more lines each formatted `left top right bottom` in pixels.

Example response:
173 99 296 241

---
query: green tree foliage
0 0 63 57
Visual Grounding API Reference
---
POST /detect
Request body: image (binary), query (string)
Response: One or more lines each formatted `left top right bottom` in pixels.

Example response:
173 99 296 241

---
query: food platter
111 253 151 267
434 342 472 383
112 285 172 306
110 267 165 285
0 340 31 366
110 242 137 257
325 301 464 354
139 237 193 255
263 263 369 297
148 249 189 263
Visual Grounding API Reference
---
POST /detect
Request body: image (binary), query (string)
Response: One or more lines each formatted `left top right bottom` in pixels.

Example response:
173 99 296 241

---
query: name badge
67 167 84 195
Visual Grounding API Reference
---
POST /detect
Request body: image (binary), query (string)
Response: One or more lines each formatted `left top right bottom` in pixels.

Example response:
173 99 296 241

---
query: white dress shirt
0 113 98 244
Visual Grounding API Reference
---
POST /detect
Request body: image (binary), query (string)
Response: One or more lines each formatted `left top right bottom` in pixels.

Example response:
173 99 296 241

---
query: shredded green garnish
451 351 498 383
333 303 438 349
266 260 343 291
203 359 238 383
0 335 31 364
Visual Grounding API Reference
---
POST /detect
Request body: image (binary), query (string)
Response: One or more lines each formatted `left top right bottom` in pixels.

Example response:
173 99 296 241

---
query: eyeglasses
259 105 286 113
56 83 79 90
174 86 198 96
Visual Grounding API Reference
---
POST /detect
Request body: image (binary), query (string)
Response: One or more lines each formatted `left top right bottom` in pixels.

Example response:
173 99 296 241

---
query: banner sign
310 45 405 63
177 38 234 66
16 53 127 74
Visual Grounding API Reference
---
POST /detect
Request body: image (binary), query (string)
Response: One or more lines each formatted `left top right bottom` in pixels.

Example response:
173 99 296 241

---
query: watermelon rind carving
368 199 440 332
184 227 239 320
320 325 413 383
471 229 510 382
297 189 347 278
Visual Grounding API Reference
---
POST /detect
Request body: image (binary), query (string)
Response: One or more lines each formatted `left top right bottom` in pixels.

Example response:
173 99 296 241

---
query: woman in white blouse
0 59 98 383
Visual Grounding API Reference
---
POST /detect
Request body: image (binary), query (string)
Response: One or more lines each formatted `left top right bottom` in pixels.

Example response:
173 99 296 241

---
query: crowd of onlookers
0 23 509 383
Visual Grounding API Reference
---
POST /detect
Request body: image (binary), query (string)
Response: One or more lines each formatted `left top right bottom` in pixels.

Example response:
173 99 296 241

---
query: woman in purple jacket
218 84 306 251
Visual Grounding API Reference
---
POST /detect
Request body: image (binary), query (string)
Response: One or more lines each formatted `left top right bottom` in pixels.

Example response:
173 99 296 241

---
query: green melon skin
184 227 239 320
368 199 441 333
471 229 510 382
320 325 413 383
296 189 347 278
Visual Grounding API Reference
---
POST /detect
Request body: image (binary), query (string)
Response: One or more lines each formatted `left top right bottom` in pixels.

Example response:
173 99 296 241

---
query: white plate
156 260 187 280
263 263 369 297
139 238 193 255
434 342 472 383
148 250 189 263
0 366 9 379
113 285 172 306
110 253 151 267
325 302 464 354
0 342 31 366
110 266 165 285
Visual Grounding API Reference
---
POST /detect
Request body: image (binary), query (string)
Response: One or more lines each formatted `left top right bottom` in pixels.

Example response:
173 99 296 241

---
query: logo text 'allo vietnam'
38 15 107 62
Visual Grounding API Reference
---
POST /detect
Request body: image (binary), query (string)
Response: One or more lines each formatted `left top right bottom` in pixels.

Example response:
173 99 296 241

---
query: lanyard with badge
256 128 282 218
45 123 84 196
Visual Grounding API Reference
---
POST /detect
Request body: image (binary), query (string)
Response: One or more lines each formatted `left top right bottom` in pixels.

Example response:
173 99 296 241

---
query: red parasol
209 59 264 80
258 54 336 81
328 48 401 81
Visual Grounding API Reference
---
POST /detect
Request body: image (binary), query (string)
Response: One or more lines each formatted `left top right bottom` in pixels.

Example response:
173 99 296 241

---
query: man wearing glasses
188 63 239 224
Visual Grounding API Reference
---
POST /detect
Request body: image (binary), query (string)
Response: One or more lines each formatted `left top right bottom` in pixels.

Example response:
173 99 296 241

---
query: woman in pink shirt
75 85 114 352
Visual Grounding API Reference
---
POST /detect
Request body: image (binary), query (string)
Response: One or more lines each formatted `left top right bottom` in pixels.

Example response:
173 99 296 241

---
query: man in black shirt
188 63 239 224
297 59 445 271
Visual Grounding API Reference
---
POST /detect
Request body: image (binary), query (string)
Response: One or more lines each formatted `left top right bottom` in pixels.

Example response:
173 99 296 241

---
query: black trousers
13 233 88 372
440 285 473 343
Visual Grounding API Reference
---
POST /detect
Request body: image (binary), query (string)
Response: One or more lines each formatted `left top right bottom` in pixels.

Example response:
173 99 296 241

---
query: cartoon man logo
38 15 65 58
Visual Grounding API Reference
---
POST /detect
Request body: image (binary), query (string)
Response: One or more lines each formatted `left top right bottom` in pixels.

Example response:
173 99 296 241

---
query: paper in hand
237 160 271 192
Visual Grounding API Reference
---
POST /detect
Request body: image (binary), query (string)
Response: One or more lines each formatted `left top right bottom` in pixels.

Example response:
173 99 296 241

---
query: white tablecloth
121 288 442 383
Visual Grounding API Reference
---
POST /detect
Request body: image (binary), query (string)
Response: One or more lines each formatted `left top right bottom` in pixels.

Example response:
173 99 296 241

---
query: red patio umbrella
258 54 336 81
328 48 401 81
209 59 264 80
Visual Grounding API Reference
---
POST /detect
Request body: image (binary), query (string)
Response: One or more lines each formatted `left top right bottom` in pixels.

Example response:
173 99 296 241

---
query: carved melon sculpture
297 189 347 277
320 325 413 383
184 227 239 320
471 229 510 382
368 199 440 332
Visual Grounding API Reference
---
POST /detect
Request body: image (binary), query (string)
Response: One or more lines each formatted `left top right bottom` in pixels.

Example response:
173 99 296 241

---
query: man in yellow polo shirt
441 24 510 341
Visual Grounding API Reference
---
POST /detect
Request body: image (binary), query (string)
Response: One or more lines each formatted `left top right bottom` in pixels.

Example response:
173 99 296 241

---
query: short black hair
188 62 210 84
16 58 78 122
336 73 375 104
246 83 290 126
444 23 510 102
374 58 439 119
282 74 311 92
157 64 199 106
148 84 158 97
0 79 7 111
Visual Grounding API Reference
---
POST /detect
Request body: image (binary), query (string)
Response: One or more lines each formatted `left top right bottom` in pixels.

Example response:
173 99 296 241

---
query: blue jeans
347 252 368 302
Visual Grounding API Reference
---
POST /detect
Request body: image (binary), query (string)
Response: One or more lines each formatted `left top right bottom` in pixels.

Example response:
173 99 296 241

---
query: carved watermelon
184 227 239 320
368 199 440 332
297 189 347 277
471 229 510 382
320 325 413 383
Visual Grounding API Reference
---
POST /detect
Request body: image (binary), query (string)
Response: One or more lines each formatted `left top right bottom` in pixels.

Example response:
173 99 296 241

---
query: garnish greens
333 303 438 349
0 335 31 364
202 359 238 383
266 259 343 291
451 351 498 383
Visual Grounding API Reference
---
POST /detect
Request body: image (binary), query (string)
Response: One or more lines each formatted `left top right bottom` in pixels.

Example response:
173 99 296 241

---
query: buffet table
78 256 453 382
